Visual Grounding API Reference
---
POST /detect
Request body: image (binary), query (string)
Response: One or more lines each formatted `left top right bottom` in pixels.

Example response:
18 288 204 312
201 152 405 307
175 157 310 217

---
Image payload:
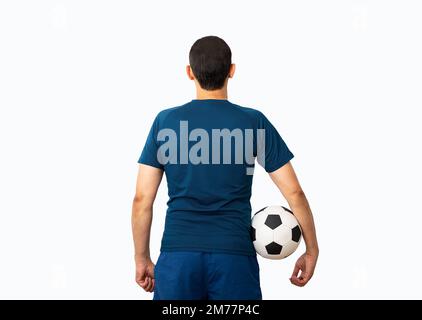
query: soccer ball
251 205 302 259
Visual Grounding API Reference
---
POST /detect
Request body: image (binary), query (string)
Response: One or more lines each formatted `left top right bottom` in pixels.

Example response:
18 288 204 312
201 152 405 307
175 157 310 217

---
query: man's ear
228 63 236 78
186 65 195 80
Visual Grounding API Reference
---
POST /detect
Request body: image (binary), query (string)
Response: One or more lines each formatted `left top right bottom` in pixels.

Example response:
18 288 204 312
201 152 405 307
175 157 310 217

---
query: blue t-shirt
138 99 294 256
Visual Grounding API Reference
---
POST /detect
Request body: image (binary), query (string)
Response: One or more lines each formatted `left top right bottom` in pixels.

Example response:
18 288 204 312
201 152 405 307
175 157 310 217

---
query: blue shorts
153 251 262 300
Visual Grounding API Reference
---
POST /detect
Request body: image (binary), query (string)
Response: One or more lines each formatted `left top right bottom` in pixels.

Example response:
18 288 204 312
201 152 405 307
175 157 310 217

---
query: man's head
187 36 235 91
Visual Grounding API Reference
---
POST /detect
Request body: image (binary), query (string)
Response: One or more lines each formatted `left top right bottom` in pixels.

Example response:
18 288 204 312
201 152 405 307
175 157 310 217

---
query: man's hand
135 257 155 292
290 252 318 287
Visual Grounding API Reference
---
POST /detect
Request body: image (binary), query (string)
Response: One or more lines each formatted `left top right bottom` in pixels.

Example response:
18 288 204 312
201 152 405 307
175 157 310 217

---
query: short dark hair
189 36 232 90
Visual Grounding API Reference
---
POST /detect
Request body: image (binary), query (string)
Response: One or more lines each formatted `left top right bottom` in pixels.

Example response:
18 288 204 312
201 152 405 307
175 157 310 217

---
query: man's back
139 99 293 256
132 36 318 300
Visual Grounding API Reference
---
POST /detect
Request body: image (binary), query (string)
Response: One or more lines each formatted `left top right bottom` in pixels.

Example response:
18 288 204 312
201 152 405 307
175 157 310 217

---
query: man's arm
269 162 319 287
132 164 163 292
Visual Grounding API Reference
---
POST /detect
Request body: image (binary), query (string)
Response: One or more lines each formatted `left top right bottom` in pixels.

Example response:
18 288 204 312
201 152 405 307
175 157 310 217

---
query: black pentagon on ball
250 226 256 241
264 214 282 229
292 225 302 242
265 242 283 255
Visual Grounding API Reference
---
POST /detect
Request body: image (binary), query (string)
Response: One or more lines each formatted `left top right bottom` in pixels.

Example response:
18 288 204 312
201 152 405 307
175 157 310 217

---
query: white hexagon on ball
253 224 275 259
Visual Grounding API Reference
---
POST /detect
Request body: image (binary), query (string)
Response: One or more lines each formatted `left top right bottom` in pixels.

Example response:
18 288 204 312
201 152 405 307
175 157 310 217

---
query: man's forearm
132 197 153 262
287 191 319 255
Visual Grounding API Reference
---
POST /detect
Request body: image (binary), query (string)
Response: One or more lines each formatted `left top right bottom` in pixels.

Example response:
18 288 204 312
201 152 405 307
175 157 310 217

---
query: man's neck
195 87 228 100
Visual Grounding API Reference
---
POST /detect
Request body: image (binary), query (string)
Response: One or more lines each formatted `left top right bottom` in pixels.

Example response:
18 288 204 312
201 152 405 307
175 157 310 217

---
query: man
132 36 319 300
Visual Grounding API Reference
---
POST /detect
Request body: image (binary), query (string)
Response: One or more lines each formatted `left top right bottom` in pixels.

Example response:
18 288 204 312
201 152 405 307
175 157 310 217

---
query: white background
0 0 421 299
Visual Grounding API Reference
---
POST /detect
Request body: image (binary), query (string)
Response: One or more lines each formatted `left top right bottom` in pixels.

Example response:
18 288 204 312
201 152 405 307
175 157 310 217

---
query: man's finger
148 278 154 292
150 279 155 292
136 272 145 282
145 277 153 292
291 264 300 278
147 277 153 292
290 276 306 287
300 271 313 284
290 278 305 287
138 277 148 289
145 277 152 291
136 278 145 288
291 270 314 287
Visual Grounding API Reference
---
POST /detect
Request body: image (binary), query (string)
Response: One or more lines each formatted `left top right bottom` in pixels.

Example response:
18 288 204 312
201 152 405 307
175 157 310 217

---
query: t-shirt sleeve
257 112 294 173
138 115 164 170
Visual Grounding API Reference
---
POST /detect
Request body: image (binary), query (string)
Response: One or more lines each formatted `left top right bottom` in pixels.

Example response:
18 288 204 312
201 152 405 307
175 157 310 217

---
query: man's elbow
286 188 307 205
132 194 154 213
